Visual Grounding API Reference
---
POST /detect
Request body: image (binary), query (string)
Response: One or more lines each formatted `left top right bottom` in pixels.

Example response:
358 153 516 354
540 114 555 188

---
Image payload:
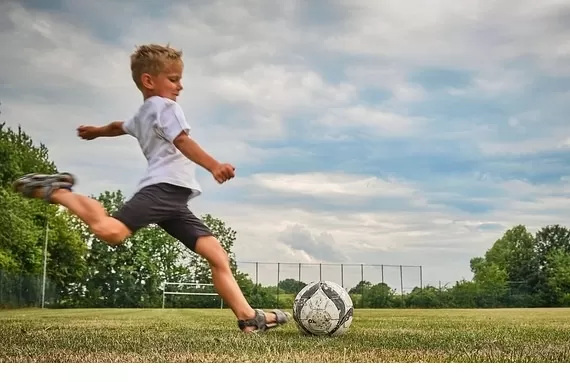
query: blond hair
130 43 183 89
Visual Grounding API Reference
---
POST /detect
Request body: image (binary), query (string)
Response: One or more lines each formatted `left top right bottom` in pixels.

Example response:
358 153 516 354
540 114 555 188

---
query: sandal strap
41 181 73 203
13 173 74 204
237 309 267 331
266 309 291 328
237 309 291 332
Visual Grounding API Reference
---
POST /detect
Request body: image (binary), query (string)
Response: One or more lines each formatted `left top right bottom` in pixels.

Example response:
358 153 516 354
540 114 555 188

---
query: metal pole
277 262 280 304
399 265 404 300
298 263 302 293
319 263 322 282
41 217 49 309
381 265 384 284
340 264 344 288
419 266 423 289
255 262 259 285
360 264 364 308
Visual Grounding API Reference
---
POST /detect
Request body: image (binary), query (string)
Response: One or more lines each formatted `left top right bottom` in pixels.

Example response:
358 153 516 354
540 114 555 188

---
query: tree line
1 113 570 309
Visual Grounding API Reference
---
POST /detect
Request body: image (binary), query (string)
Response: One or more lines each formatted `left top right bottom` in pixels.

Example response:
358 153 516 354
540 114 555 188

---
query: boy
12 43 290 333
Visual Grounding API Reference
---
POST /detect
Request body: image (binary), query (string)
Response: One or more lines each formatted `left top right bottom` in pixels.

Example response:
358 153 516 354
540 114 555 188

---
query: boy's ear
141 73 153 89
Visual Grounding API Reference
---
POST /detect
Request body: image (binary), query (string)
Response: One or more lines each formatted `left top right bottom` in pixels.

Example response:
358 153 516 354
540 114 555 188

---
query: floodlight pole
41 217 49 309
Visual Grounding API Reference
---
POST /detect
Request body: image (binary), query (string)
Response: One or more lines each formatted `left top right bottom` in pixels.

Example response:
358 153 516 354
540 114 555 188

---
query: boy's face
141 60 184 101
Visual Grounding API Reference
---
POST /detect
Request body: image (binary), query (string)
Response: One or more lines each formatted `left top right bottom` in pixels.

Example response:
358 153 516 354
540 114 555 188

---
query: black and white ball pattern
293 281 354 336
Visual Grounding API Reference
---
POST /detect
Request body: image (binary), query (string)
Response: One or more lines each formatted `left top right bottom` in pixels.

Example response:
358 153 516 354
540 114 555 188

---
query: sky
1 0 570 291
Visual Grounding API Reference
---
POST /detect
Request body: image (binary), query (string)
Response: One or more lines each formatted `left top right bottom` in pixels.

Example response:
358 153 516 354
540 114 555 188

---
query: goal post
162 281 223 309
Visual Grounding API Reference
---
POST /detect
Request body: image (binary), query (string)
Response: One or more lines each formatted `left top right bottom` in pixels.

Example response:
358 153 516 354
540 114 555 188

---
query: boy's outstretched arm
77 121 126 140
173 132 235 184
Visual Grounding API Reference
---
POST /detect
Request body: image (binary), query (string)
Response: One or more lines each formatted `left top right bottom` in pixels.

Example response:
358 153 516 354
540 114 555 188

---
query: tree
471 261 509 307
469 224 546 307
0 121 57 188
449 280 480 308
0 116 86 297
44 210 88 304
348 280 372 295
406 286 446 308
542 248 570 306
361 282 397 308
534 225 570 305
278 278 307 294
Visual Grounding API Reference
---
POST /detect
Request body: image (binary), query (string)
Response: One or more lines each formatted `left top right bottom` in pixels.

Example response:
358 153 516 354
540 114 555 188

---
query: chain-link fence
237 261 423 290
2 264 546 310
0 269 57 308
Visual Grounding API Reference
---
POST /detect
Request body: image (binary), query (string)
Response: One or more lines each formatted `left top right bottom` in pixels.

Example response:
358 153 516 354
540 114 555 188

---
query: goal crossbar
162 281 223 309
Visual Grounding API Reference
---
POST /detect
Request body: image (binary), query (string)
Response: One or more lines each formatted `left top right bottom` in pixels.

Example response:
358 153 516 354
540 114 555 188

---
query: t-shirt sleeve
154 99 191 142
122 116 135 136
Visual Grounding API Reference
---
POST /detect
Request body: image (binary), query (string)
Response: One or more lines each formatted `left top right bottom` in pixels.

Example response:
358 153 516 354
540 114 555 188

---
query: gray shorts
113 182 212 251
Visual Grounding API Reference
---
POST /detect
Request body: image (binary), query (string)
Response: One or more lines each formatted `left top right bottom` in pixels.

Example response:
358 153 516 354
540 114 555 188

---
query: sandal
12 172 76 204
237 309 291 333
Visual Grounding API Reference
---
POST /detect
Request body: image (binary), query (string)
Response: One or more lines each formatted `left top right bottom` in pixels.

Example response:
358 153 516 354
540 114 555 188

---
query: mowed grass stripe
1 308 569 362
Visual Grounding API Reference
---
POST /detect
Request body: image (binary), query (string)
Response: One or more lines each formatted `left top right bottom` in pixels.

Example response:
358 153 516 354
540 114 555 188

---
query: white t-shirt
122 96 202 200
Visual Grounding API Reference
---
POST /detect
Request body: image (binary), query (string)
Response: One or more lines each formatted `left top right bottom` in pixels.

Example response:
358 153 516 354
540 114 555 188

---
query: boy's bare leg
194 236 284 332
34 188 131 245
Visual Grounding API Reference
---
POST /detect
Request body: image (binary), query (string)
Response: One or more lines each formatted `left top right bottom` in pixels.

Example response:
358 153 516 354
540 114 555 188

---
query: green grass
1 308 570 362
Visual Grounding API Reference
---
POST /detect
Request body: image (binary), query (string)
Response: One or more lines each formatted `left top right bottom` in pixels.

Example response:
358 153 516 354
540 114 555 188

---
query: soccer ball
292 280 354 336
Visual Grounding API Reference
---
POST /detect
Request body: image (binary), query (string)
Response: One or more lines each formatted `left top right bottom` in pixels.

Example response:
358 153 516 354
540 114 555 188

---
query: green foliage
348 280 372 294
0 116 86 303
361 282 398 308
543 248 570 306
0 121 57 188
406 286 447 308
278 278 307 294
477 225 538 295
44 210 88 303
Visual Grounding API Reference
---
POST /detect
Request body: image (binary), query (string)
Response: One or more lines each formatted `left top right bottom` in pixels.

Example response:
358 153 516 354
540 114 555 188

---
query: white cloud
344 65 427 103
277 224 350 263
325 0 570 73
315 106 424 136
247 172 419 200
447 69 531 99
477 132 570 156
210 64 356 115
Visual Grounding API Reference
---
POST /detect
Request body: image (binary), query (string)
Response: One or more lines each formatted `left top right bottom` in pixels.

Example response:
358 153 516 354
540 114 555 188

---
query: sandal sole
12 172 76 200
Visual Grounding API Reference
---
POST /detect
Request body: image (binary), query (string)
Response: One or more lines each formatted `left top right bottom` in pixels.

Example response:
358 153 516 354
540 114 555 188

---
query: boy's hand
212 163 236 184
77 125 101 140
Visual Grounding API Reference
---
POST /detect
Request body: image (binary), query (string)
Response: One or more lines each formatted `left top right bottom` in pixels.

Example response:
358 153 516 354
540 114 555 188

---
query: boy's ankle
49 187 73 203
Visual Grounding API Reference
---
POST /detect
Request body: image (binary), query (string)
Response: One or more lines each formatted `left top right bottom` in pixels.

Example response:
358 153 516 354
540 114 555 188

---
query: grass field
1 308 570 362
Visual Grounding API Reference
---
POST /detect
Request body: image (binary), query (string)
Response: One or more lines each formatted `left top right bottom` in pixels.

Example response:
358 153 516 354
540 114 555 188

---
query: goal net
161 281 223 309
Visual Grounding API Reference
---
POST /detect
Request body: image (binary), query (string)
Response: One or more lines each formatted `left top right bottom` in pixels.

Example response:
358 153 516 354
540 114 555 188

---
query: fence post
298 263 302 293
41 218 49 309
400 265 404 301
277 262 280 305
360 264 364 308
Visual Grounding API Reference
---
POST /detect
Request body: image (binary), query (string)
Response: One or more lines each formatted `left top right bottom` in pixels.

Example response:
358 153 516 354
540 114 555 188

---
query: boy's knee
195 235 230 269
92 219 131 246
